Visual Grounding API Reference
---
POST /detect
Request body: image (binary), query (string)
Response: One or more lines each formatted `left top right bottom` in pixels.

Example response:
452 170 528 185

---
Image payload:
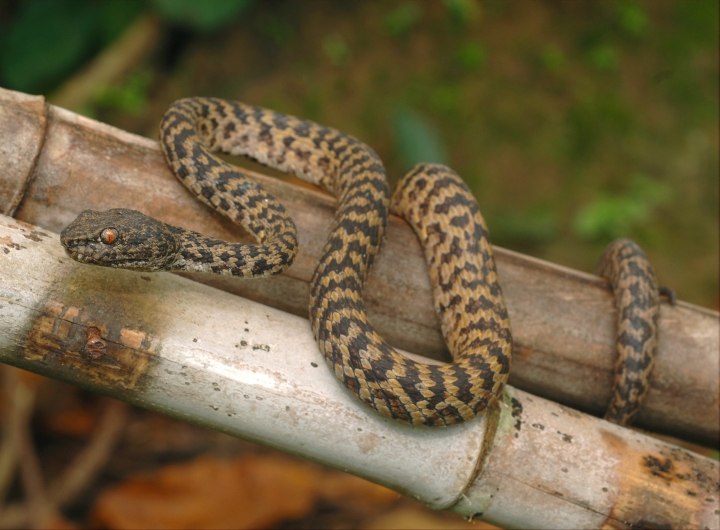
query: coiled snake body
596 239 661 425
61 97 660 427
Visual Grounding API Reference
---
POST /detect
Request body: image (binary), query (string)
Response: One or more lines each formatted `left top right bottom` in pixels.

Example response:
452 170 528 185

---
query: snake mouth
62 247 101 265
60 244 88 262
61 244 152 269
61 240 98 262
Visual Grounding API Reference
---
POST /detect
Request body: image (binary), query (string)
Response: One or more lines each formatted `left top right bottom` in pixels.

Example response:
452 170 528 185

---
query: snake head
60 208 180 271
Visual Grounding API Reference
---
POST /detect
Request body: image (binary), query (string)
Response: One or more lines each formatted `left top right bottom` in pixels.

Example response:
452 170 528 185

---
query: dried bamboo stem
0 87 717 445
0 214 717 529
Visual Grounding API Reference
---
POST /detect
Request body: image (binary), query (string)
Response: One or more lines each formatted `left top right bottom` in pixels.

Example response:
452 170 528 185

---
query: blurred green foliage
586 43 619 72
488 208 558 249
382 2 422 37
0 0 716 307
0 0 143 93
92 69 154 116
456 41 487 71
256 12 295 45
674 0 719 47
322 34 350 67
616 1 649 37
0 0 253 95
573 174 671 241
393 107 448 170
565 95 633 161
152 0 252 32
443 0 482 27
539 45 566 73
429 84 463 116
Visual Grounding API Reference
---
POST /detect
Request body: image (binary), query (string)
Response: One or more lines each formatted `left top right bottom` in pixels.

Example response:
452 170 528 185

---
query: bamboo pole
0 214 717 528
0 87 717 446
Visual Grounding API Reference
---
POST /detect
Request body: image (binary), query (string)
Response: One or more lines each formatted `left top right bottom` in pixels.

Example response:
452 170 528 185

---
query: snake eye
100 228 118 245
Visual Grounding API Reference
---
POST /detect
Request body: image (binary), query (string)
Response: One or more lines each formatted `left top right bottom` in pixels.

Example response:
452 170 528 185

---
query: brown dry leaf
16 368 46 388
317 471 399 508
364 506 500 530
44 406 98 438
40 513 80 530
91 454 322 529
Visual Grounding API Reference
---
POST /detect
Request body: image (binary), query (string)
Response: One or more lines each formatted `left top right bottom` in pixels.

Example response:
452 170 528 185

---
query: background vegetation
0 0 717 528
2 0 717 308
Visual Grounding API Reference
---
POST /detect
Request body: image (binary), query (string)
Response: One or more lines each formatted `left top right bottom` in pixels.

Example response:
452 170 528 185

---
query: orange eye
100 228 118 245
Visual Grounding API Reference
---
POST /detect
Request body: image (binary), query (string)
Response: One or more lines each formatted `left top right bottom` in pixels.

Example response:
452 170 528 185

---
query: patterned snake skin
60 97 659 427
596 239 661 426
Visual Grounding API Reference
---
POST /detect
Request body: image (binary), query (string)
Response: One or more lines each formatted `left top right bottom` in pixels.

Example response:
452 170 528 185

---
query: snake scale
595 239 661 425
61 97 661 427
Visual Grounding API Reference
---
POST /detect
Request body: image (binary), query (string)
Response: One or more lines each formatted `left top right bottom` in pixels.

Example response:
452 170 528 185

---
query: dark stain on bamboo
643 455 674 482
19 299 155 394
599 427 719 529
84 326 107 359
509 396 523 438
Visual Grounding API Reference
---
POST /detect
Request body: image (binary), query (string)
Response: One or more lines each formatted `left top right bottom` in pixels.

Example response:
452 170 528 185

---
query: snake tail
596 238 660 426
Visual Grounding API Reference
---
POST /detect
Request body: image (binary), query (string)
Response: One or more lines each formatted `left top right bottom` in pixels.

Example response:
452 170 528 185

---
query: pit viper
595 239 662 425
61 97 660 427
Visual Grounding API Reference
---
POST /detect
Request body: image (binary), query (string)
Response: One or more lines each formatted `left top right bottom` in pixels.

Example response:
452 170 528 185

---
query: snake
595 239 663 426
60 97 659 427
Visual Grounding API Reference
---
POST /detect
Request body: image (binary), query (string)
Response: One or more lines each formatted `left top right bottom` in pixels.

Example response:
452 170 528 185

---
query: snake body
60 97 659 427
596 239 660 426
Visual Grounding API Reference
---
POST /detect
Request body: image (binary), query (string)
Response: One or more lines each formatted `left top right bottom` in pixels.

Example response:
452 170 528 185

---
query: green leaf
488 208 558 248
98 0 145 46
0 0 98 92
322 34 350 66
443 0 481 27
573 196 644 240
586 43 619 72
456 41 486 70
256 13 295 45
572 174 671 241
540 44 565 73
383 2 422 37
93 70 153 115
429 84 462 115
675 0 720 47
617 1 649 37
153 0 252 32
565 95 633 160
393 107 447 170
